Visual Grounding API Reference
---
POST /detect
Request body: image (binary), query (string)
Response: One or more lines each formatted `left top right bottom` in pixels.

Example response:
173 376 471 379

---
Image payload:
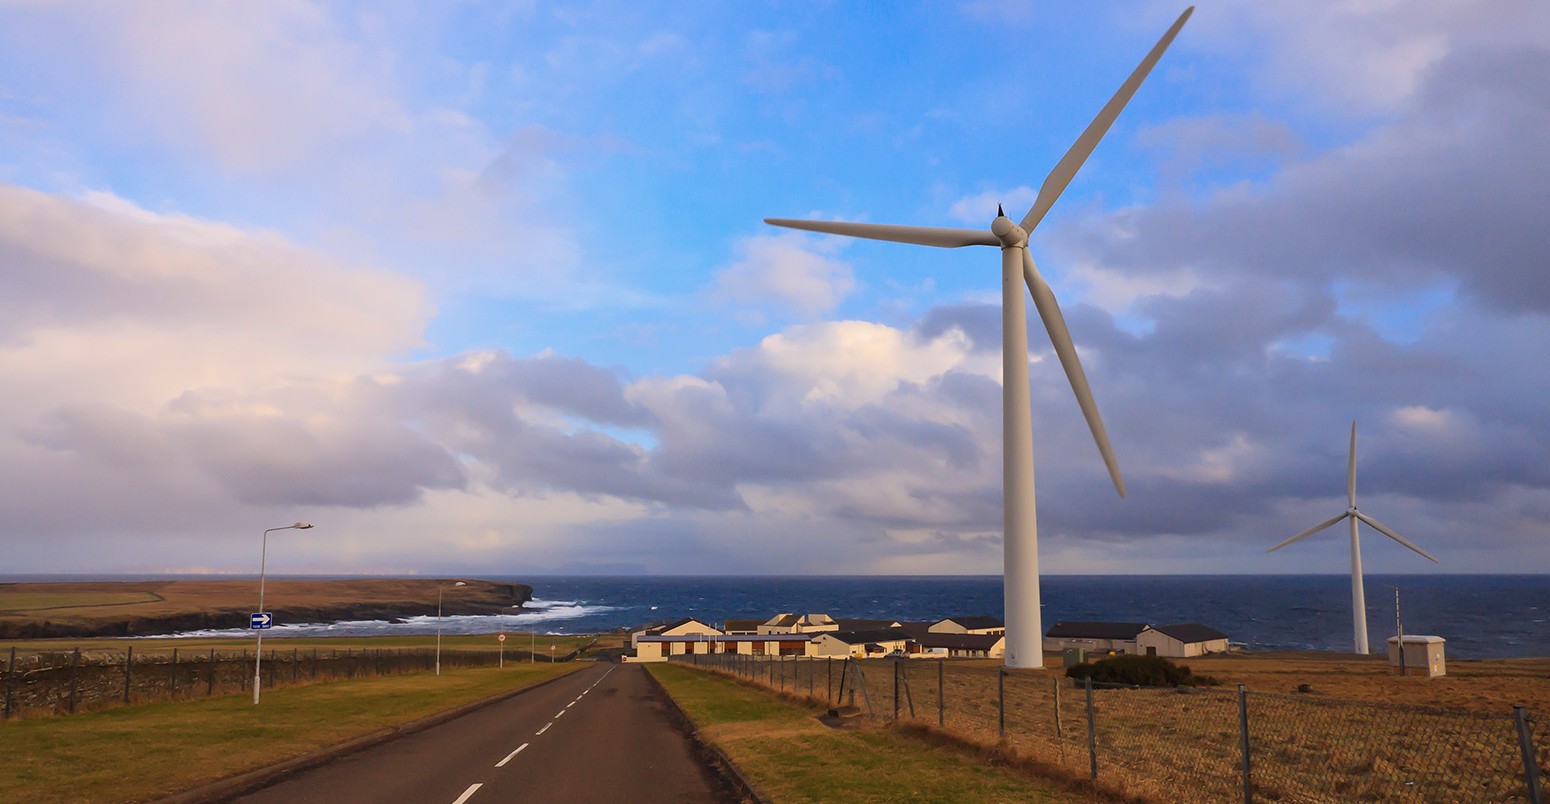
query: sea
29 573 1543 660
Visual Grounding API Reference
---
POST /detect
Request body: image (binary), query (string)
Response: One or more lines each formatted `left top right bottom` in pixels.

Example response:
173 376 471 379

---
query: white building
630 617 721 649
916 632 1005 658
1387 635 1446 677
929 616 1005 636
809 629 915 658
756 613 840 634
1135 623 1230 658
1043 622 1149 654
627 633 814 662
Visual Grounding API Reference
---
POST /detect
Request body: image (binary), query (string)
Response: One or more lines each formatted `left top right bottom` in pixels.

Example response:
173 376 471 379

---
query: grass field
647 662 1103 803
0 661 580 803
0 589 163 612
0 632 601 656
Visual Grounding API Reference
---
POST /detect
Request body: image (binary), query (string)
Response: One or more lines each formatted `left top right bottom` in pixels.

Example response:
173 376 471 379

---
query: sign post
250 612 273 629
498 633 506 668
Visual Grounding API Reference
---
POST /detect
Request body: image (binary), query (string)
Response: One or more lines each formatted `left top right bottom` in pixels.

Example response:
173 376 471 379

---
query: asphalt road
234 664 730 804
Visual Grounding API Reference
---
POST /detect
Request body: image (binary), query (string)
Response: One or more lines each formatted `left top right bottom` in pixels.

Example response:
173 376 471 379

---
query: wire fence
674 653 1547 803
0 643 565 720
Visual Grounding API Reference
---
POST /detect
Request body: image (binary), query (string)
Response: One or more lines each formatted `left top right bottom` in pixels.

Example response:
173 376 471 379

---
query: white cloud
711 233 857 317
949 187 1036 225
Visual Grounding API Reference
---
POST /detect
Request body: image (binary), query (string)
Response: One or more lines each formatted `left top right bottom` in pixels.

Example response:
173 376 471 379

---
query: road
235 664 731 804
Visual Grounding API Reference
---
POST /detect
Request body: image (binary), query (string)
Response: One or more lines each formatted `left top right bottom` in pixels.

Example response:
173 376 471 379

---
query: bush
1064 654 1215 687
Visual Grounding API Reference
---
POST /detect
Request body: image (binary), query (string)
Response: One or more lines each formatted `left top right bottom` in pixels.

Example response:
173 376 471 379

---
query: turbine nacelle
991 213 1027 247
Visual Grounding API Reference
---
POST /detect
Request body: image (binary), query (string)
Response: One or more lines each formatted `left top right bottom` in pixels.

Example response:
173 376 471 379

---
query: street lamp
436 581 468 676
254 522 312 705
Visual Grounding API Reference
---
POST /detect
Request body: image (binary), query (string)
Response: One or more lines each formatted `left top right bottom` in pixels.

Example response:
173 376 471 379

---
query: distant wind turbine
1267 422 1439 654
766 8 1194 669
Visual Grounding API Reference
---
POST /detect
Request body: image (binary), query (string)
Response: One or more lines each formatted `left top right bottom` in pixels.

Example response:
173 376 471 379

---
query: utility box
1387 635 1446 677
1062 648 1087 668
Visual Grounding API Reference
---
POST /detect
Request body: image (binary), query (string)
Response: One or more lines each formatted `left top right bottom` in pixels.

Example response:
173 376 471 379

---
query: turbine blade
1266 512 1349 553
1348 421 1357 508
1354 511 1440 563
1022 250 1125 496
1019 7 1194 233
764 218 999 248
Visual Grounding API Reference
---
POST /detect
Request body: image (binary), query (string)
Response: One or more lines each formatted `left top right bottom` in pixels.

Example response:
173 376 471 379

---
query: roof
819 628 914 645
722 618 763 632
893 621 934 636
645 617 714 635
833 618 899 631
1387 635 1445 644
916 633 1004 651
639 634 813 643
1045 621 1149 639
1148 623 1229 644
765 613 800 627
939 615 1004 630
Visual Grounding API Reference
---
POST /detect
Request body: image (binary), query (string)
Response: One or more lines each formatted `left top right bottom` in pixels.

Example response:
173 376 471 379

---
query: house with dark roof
832 617 902 632
722 618 763 634
756 613 839 634
929 615 1005 636
630 616 721 649
810 628 916 658
1042 621 1150 654
916 631 1005 659
1136 623 1230 658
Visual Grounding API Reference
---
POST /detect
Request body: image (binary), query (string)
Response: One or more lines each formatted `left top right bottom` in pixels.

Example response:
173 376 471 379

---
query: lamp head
294 522 313 529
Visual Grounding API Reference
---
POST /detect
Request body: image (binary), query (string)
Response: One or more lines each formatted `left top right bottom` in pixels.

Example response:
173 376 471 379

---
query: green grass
0 662 581 802
0 590 161 612
0 632 599 656
648 663 1079 803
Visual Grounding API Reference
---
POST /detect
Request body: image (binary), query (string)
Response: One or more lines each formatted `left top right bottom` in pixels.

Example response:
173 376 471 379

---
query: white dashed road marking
536 722 552 736
495 744 528 768
452 783 482 804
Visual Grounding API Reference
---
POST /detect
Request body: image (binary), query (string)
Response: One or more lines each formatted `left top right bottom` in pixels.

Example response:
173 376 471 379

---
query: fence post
68 647 80 714
827 658 833 702
292 648 298 682
938 659 945 728
997 667 1006 740
207 648 215 696
1514 706 1544 804
1086 676 1097 781
4 646 14 719
1054 676 1063 738
172 648 179 696
241 650 248 691
312 648 318 679
1238 684 1253 803
893 660 901 721
123 646 133 704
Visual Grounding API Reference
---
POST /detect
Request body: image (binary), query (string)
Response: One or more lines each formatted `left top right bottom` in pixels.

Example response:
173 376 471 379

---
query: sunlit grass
0 662 579 803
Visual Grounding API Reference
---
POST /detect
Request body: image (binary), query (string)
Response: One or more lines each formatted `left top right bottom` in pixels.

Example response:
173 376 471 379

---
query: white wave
159 601 618 639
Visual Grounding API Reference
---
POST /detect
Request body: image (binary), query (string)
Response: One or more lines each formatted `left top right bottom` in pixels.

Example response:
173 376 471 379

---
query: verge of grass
648 663 1089 803
0 662 580 803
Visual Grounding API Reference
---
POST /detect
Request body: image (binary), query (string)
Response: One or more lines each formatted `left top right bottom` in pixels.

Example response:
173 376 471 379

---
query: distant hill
0 578 533 639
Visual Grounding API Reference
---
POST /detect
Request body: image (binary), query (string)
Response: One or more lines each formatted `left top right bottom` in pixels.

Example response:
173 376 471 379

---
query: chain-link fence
674 653 1547 803
0 644 545 720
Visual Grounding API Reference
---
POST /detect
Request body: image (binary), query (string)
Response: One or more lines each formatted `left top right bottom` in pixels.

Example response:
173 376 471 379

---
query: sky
1 0 1547 576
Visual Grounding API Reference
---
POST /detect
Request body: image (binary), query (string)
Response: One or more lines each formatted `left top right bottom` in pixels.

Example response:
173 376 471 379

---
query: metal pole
938 659 945 727
1514 707 1544 804
436 586 444 676
1086 676 1097 781
254 527 268 704
998 667 1006 739
1238 684 1253 803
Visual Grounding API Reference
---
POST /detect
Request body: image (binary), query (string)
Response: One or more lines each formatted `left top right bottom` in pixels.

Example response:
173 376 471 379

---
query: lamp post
436 581 467 676
254 522 312 705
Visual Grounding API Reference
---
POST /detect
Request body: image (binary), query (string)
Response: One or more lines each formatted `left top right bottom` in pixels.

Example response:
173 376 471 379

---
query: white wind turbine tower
1267 422 1439 654
767 8 1194 669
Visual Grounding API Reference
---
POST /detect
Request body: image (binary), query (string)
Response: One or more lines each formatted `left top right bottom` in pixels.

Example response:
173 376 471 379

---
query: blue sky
1 1 1547 576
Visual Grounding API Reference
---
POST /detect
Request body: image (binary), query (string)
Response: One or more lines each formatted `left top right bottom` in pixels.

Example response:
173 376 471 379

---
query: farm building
628 633 813 662
757 612 840 634
1387 635 1446 677
630 616 720 649
810 628 916 658
930 615 1005 636
1043 621 1149 654
1135 623 1230 658
916 632 1005 658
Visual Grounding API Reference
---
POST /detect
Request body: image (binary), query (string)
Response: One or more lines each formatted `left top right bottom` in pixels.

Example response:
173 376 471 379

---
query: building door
1146 646 1157 656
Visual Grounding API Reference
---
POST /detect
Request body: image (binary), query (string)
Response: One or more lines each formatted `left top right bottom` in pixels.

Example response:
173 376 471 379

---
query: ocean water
136 574 1550 659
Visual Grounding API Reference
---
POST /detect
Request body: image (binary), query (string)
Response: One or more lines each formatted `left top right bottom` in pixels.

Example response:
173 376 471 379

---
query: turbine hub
990 214 1026 247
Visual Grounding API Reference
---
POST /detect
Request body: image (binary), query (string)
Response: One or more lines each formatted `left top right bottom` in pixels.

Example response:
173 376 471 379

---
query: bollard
124 646 134 704
1238 685 1253 803
997 667 1006 739
1086 676 1097 781
1514 707 1544 804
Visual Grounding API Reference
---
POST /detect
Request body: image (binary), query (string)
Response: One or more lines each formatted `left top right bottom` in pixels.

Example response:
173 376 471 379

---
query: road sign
250 612 273 629
498 634 506 643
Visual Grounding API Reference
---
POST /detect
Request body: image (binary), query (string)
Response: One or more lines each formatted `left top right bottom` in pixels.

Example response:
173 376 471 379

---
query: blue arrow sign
250 612 273 629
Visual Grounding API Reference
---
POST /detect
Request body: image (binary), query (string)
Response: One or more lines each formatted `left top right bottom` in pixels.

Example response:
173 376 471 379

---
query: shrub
1064 654 1211 687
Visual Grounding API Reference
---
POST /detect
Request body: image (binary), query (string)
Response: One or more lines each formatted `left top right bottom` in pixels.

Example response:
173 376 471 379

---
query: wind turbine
1267 422 1439 654
766 8 1194 669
